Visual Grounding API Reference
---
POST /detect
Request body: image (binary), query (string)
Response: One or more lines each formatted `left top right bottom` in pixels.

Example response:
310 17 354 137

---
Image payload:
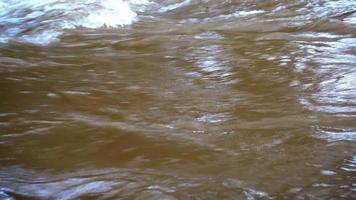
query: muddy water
0 0 356 199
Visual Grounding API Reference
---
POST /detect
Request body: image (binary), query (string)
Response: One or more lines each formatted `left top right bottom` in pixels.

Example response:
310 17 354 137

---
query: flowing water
0 0 356 199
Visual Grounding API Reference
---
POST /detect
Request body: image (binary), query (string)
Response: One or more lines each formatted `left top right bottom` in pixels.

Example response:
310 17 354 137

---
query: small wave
341 156 356 172
77 0 138 29
315 126 356 141
0 166 271 200
233 10 265 17
0 0 147 45
158 0 191 13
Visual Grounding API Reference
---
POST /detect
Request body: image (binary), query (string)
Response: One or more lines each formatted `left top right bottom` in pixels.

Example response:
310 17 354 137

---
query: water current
0 0 355 199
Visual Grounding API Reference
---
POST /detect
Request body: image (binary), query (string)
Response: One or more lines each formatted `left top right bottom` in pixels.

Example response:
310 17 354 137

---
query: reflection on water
0 0 355 199
0 166 272 200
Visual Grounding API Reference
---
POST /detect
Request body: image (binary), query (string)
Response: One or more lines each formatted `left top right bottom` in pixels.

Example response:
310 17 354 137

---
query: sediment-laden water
0 0 355 199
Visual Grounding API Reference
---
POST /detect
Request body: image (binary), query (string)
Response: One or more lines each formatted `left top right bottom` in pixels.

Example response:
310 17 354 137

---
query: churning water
0 0 355 199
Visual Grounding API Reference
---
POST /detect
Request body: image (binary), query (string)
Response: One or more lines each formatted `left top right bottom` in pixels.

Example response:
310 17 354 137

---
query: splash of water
0 0 150 45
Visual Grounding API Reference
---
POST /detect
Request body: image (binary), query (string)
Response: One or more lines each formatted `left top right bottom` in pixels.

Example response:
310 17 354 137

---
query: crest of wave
0 0 151 45
77 0 138 28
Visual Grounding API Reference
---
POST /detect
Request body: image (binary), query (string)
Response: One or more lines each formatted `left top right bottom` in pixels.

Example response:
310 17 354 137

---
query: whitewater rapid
0 0 151 45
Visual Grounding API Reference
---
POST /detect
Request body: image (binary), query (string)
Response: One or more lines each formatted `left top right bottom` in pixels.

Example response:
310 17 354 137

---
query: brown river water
0 0 355 199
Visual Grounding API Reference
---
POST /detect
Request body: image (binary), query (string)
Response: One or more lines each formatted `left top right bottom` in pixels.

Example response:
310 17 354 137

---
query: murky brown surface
0 0 356 199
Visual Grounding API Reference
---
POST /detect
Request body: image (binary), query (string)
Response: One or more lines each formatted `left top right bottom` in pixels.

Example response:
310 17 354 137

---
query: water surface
0 0 356 199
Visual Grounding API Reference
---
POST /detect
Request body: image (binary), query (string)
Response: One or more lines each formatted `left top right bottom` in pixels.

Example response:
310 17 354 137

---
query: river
0 0 355 199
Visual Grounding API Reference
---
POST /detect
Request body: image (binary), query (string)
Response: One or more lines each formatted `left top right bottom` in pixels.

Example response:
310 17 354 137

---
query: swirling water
0 0 355 199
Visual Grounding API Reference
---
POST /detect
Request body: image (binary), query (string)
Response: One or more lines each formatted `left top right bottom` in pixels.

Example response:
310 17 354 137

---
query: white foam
77 0 137 28
129 0 152 5
233 10 265 17
0 0 140 45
